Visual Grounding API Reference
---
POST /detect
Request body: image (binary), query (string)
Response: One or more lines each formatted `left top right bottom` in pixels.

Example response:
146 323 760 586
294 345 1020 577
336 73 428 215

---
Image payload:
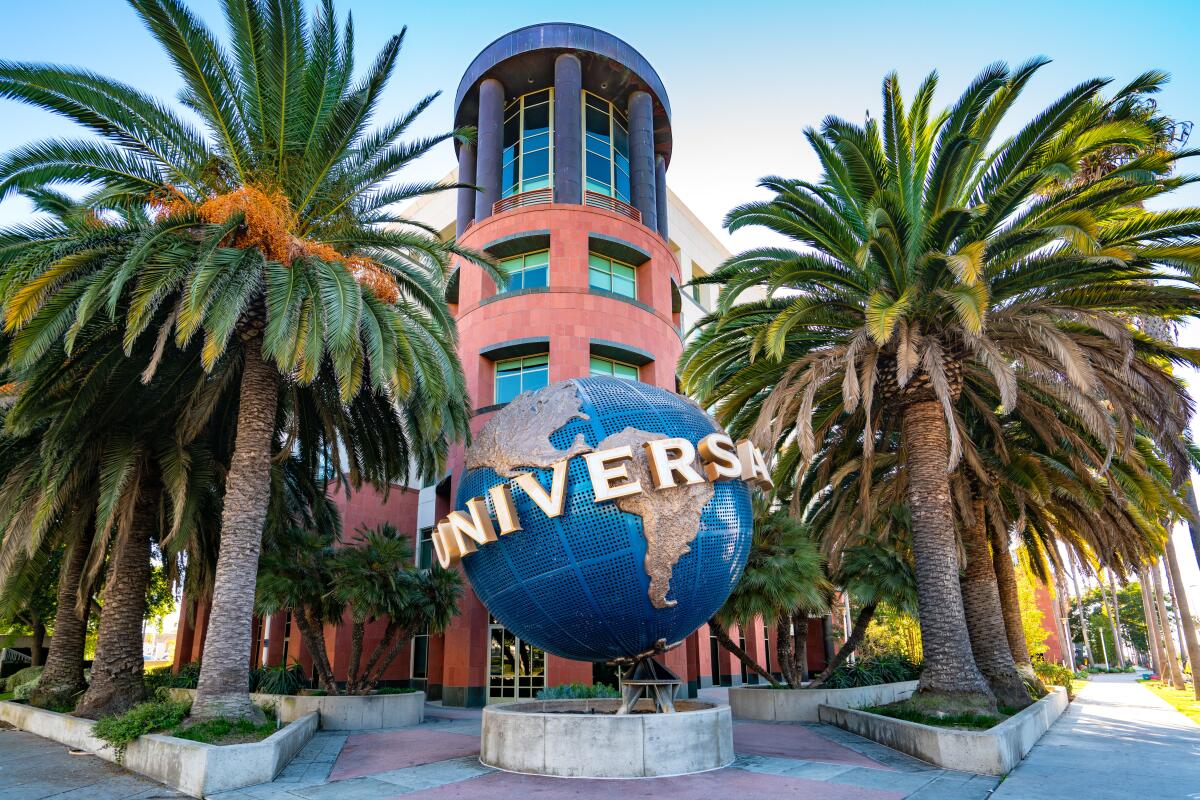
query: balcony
491 189 642 224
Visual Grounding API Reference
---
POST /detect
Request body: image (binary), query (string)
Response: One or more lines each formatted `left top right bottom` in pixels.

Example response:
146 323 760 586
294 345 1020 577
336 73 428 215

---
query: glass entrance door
488 616 545 702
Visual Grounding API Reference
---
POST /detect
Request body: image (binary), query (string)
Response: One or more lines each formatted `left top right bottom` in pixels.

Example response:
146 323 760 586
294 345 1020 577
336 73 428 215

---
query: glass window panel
525 250 548 267
523 103 549 136
522 367 548 394
586 152 611 187
524 132 550 152
522 354 548 367
495 374 520 405
585 104 609 138
586 93 607 111
503 115 520 149
613 262 636 281
615 169 631 203
501 161 518 198
585 177 609 195
613 122 629 158
589 267 611 291
590 356 612 376
585 133 609 156
523 266 547 288
526 89 550 106
613 274 636 298
412 635 428 678
523 149 550 181
614 362 639 380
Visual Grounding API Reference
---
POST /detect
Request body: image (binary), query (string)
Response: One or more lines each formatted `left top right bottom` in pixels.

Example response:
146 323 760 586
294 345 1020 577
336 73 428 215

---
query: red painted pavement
397 769 907 799
329 730 480 781
733 723 893 769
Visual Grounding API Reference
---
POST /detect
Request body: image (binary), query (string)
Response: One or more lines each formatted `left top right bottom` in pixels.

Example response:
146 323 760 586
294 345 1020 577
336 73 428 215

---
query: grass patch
0 692 12 701
374 687 417 695
862 695 1016 731
94 699 191 763
1140 680 1200 726
171 717 277 745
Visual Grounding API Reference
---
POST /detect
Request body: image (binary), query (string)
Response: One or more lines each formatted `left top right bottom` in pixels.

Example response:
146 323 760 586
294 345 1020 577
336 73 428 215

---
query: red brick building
175 23 830 705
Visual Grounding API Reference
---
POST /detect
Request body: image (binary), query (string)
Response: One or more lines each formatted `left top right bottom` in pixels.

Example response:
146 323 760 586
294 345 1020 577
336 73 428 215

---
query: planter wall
481 699 733 778
728 680 919 722
0 700 316 797
818 687 1069 775
167 688 425 730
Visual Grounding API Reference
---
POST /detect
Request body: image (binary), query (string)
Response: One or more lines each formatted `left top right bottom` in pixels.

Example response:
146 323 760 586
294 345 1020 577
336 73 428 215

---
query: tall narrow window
497 250 549 293
416 527 434 569
588 253 637 299
502 89 553 198
494 354 549 405
583 92 630 202
590 356 639 381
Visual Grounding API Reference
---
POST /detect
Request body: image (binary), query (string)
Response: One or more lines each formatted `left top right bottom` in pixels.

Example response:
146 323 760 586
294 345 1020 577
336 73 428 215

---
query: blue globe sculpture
456 377 753 662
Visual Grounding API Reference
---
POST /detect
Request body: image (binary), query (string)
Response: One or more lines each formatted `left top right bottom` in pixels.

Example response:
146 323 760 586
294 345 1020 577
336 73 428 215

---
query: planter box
0 700 316 797
481 699 733 778
167 688 425 730
728 680 919 722
818 687 1069 776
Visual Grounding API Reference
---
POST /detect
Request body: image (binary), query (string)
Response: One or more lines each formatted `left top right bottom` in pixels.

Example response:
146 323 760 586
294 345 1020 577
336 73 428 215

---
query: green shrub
250 665 304 695
864 703 1002 730
93 699 191 763
1033 661 1077 698
374 687 417 695
537 682 620 700
819 654 922 689
12 678 40 701
143 662 200 692
171 716 276 745
4 666 42 693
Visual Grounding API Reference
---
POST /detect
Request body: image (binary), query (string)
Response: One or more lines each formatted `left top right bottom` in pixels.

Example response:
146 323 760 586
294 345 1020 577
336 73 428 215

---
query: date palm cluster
688 61 1200 709
0 0 488 719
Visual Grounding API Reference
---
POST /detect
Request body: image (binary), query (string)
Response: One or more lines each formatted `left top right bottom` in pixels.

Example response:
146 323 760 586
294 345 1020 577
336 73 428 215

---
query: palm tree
0 0 492 719
710 500 830 687
683 62 1200 709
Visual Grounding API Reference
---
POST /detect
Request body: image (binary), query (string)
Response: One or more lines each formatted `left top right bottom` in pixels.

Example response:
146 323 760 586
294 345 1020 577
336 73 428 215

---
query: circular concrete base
480 699 733 778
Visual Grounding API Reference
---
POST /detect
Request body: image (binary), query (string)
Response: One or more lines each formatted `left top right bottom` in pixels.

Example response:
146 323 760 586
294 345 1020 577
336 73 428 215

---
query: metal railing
492 188 552 215
584 191 641 223
490 188 642 224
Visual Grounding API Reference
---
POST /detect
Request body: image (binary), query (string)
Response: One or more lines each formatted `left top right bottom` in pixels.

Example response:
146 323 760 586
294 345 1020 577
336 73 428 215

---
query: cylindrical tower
438 23 685 706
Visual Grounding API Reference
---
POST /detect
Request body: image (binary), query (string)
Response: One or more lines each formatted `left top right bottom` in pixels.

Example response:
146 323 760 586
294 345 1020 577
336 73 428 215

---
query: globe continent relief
456 377 754 662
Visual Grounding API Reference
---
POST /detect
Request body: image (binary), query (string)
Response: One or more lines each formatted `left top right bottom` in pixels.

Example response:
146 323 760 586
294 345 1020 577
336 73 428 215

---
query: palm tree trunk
960 496 1032 708
774 615 798 687
808 600 878 688
1185 479 1200 576
29 621 45 667
1053 569 1076 670
1107 569 1126 668
344 621 366 694
74 485 156 719
1068 553 1094 666
1098 568 1124 668
193 338 279 721
31 532 92 708
1141 576 1164 674
988 524 1046 692
1150 561 1185 690
792 612 810 682
294 610 337 694
709 619 781 687
901 400 994 708
1162 544 1200 699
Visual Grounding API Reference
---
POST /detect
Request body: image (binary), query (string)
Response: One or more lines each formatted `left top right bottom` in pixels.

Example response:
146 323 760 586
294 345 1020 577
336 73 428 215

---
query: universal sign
432 432 771 568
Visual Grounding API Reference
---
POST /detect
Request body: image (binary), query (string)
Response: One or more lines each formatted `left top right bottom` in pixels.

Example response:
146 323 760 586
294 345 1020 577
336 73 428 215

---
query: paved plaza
2 676 1198 799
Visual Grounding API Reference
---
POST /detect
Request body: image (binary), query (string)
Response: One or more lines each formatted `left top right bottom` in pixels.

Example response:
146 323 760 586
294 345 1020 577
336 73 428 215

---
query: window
502 89 553 198
494 354 548 405
588 253 637 299
583 92 631 202
411 628 429 685
590 356 639 381
416 527 434 568
497 250 548 293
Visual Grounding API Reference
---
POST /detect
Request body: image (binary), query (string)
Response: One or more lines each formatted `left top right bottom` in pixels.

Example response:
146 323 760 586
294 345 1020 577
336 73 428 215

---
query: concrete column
474 78 504 222
456 142 476 237
553 54 582 204
627 90 657 231
654 153 669 241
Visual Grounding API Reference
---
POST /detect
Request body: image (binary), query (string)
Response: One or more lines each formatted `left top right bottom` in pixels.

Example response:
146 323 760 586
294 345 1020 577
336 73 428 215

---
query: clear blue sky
2 0 1200 603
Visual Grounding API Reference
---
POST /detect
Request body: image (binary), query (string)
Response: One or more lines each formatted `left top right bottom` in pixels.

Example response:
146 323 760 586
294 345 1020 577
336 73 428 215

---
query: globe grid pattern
458 377 753 662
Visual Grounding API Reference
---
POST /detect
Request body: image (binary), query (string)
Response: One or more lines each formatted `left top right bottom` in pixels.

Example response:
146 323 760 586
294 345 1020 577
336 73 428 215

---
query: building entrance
487 616 545 702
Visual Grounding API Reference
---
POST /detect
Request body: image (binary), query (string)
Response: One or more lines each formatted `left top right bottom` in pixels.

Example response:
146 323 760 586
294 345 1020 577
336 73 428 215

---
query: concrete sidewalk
993 673 1200 800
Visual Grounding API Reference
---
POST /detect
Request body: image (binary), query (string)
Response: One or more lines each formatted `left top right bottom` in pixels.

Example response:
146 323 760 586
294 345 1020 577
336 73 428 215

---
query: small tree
257 521 461 695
